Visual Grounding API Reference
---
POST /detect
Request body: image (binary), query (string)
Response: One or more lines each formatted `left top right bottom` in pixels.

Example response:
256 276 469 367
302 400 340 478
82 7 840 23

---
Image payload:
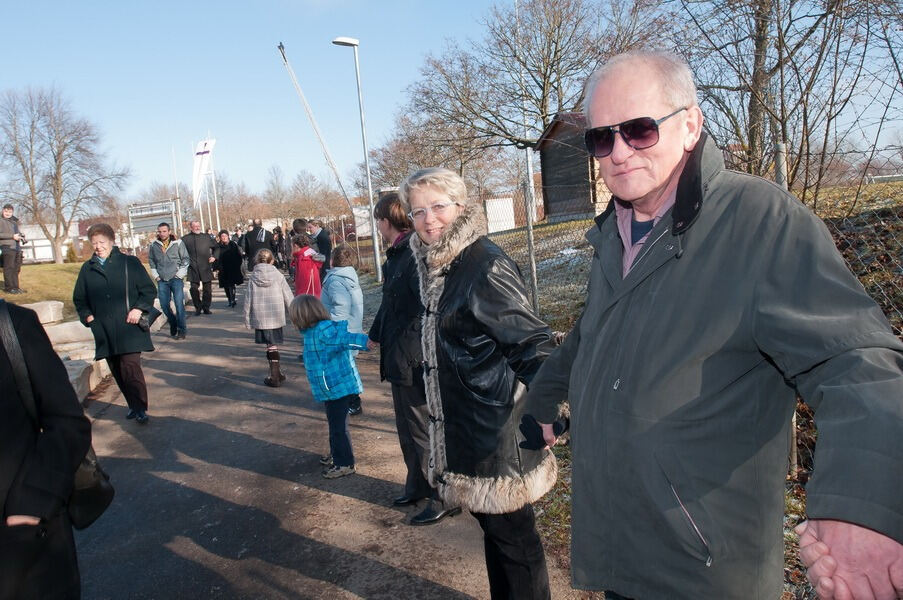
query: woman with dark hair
272 226 287 270
214 229 244 307
368 192 440 516
401 167 555 599
73 223 156 424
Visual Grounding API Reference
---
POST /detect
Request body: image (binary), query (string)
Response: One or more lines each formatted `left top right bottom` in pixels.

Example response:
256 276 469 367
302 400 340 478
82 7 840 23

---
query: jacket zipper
669 483 713 567
631 227 670 272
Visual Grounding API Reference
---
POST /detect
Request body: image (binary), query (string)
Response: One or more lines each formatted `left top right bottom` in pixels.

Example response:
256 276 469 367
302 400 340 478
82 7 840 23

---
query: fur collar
409 202 487 276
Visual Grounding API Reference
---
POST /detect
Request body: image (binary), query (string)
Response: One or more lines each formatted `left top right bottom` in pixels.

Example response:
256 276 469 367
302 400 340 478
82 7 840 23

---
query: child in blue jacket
289 294 370 478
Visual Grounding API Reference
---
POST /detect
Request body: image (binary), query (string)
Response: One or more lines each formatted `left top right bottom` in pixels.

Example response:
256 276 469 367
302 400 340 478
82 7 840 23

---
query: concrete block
45 320 94 345
22 300 64 324
65 360 94 400
55 342 96 362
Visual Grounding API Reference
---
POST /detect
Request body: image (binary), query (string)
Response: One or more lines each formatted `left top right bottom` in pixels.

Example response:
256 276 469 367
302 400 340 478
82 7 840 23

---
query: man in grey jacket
524 51 903 600
148 222 189 339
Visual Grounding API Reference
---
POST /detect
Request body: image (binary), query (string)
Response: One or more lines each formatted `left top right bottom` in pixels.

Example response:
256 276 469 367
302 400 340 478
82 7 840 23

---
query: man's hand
796 519 903 599
85 315 94 324
6 515 40 526
208 256 215 263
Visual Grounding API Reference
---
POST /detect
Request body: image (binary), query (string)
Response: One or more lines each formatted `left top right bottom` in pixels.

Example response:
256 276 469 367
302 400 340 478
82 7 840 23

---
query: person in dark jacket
0 203 26 294
367 193 439 516
241 219 277 271
0 300 91 599
401 167 556 600
524 51 903 600
306 219 332 279
214 230 243 307
73 223 156 424
182 220 217 315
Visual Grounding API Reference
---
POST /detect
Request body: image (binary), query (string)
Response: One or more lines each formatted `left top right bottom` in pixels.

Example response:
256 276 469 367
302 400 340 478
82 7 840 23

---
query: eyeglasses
408 201 458 221
584 107 687 158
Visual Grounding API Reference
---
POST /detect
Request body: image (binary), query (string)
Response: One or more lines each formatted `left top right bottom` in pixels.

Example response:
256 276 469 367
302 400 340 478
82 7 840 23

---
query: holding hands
796 519 903 599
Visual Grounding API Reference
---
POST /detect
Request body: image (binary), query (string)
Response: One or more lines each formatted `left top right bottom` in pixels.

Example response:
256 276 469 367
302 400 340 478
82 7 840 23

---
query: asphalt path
74 282 578 600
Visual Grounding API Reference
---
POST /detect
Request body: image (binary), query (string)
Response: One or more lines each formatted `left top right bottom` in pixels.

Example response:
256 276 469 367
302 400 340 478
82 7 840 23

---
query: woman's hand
126 308 143 324
6 515 41 526
86 315 94 324
367 339 379 351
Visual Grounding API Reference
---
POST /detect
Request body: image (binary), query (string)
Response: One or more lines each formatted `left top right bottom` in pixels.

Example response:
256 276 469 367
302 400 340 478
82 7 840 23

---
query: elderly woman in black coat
73 223 156 424
401 167 556 600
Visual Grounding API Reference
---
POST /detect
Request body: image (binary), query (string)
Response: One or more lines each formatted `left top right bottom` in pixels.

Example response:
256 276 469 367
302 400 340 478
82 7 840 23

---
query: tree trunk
52 239 64 264
746 0 773 175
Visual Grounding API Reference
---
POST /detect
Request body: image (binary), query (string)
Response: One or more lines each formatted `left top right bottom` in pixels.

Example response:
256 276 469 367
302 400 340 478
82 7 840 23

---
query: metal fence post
523 179 540 314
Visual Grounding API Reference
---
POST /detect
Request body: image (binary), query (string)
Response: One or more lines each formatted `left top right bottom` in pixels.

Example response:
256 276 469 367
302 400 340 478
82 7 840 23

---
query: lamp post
332 36 382 283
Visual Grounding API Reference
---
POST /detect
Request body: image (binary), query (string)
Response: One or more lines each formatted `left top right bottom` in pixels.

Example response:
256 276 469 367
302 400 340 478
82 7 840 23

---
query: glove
519 414 570 450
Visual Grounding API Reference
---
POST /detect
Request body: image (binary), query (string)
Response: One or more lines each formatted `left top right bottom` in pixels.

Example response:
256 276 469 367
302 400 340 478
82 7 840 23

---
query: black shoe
135 411 149 424
202 308 211 314
348 405 362 416
169 320 178 337
195 308 202 316
410 501 461 526
176 330 186 340
126 409 138 420
392 495 425 507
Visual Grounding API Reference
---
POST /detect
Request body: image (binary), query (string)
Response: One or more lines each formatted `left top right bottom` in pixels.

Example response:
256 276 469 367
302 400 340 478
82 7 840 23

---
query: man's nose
608 131 635 163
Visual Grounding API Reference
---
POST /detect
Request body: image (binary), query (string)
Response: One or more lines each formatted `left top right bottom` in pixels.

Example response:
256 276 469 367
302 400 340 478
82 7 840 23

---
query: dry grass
1 262 83 320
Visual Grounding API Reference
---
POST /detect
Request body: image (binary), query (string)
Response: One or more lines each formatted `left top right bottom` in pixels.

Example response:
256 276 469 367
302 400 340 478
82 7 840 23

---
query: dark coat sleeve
470 255 552 386
1 304 91 520
128 256 157 313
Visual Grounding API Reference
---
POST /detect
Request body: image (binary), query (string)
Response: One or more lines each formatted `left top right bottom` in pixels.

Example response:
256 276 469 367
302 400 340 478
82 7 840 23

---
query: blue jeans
157 277 186 332
325 395 355 467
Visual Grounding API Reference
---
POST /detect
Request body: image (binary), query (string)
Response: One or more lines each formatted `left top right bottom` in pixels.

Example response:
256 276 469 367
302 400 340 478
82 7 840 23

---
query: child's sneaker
319 454 333 466
322 465 355 479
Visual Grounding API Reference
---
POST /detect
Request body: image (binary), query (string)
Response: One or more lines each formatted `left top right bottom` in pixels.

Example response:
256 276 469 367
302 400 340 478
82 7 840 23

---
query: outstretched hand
796 519 903 599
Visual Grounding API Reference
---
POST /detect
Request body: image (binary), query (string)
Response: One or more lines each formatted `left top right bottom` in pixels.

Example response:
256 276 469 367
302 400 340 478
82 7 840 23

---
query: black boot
265 349 286 387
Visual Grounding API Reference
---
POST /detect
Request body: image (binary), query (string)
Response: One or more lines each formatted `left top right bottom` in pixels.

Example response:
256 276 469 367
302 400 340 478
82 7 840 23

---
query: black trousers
106 353 148 412
472 504 551 600
190 280 212 310
391 381 435 500
0 512 80 600
2 248 21 291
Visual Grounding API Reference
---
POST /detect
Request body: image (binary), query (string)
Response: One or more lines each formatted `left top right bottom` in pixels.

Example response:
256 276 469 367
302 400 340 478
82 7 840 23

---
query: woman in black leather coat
401 167 555 600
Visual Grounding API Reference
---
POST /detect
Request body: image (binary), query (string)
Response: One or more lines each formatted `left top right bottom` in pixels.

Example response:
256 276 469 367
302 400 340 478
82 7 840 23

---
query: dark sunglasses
584 107 687 158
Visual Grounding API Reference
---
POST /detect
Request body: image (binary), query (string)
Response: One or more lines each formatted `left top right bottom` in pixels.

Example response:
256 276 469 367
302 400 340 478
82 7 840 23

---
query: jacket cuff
806 448 903 545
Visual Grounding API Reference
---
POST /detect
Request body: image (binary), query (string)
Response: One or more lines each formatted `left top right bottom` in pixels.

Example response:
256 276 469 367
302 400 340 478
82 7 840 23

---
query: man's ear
684 105 704 152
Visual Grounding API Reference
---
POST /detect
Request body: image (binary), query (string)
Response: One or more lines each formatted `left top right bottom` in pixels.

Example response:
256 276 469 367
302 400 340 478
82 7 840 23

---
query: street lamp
332 36 382 283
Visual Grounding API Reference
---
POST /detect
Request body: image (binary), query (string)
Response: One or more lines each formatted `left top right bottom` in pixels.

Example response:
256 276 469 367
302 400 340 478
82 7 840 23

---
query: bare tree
0 88 129 262
408 0 664 153
677 0 901 205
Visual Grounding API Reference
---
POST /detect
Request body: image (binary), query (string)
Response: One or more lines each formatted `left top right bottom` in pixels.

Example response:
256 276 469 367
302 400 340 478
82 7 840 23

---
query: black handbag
0 299 114 530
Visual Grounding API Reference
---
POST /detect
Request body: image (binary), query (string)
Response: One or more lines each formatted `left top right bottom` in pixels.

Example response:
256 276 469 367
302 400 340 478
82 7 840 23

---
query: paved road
75 282 578 600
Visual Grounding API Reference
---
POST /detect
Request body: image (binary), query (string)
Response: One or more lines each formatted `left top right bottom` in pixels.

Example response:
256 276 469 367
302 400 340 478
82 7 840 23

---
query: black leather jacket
368 232 423 386
412 205 557 513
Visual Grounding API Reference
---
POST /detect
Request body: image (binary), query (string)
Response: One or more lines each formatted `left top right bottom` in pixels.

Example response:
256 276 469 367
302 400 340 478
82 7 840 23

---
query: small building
535 112 609 221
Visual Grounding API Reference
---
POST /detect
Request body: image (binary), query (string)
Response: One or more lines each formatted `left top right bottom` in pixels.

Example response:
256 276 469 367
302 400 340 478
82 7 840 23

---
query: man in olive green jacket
525 51 903 600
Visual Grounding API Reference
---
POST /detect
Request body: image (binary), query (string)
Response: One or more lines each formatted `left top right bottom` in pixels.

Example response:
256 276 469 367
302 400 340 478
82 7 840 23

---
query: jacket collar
594 131 723 235
410 203 486 274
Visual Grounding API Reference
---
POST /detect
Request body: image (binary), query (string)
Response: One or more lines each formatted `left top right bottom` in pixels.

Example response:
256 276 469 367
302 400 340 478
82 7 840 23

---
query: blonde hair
289 294 331 331
254 248 275 265
398 167 468 213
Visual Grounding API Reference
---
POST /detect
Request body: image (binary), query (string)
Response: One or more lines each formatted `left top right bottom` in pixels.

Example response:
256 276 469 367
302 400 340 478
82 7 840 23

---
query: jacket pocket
653 447 725 566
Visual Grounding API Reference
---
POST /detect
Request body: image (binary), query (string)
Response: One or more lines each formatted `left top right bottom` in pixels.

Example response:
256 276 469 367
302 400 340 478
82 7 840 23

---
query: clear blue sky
0 0 497 202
